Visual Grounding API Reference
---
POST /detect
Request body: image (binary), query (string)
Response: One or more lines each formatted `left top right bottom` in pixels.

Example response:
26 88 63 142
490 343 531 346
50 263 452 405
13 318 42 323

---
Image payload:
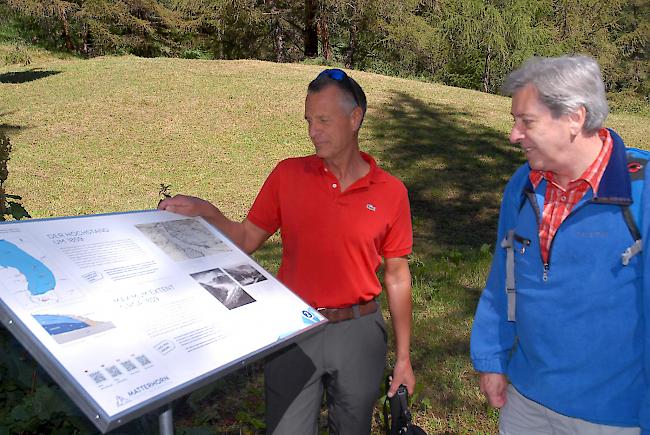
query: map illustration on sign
0 239 56 295
0 236 87 310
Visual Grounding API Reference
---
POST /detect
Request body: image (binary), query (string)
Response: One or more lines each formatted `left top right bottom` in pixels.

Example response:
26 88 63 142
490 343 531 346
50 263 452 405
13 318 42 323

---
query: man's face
304 85 361 161
510 84 574 173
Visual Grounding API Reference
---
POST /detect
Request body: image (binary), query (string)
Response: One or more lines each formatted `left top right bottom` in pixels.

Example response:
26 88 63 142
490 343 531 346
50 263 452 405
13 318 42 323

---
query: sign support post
159 405 173 435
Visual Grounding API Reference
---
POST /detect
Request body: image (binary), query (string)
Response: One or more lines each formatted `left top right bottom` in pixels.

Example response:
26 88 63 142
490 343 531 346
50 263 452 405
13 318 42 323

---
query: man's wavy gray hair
501 55 609 134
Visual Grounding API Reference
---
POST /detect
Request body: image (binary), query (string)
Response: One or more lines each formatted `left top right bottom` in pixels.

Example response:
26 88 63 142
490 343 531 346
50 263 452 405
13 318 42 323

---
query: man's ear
568 106 587 136
350 106 364 132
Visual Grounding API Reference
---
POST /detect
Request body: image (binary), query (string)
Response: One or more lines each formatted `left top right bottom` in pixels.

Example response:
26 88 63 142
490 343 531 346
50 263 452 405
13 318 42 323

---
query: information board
0 210 326 432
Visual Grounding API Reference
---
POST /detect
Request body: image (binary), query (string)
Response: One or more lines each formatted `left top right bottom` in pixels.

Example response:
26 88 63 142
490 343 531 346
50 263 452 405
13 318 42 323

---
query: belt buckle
316 307 334 322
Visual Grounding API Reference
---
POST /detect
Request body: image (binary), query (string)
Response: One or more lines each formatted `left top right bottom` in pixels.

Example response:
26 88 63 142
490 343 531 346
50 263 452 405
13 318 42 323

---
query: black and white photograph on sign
135 218 231 261
190 268 256 310
33 313 116 344
223 263 268 286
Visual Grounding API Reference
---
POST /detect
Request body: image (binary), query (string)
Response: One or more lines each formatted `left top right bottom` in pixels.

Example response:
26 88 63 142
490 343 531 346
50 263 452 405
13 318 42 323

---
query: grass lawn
1 54 648 434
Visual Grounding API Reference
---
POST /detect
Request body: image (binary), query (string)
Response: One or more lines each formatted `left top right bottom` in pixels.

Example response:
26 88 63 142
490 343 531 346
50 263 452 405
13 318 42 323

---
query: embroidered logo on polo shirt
366 203 376 212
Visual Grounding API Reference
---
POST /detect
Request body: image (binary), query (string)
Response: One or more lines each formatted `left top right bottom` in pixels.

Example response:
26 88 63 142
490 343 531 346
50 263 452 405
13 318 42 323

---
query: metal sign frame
0 210 326 433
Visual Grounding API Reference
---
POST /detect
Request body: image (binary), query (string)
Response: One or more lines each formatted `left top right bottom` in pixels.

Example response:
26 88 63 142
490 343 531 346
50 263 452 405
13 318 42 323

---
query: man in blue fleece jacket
470 55 649 434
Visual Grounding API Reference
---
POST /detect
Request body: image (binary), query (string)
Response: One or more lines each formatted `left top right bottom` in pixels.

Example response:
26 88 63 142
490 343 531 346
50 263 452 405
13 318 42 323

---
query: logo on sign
115 395 131 407
302 308 320 325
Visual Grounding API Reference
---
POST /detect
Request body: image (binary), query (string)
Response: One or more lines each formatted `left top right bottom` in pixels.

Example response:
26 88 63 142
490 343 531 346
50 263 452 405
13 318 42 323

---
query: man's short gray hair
501 55 609 133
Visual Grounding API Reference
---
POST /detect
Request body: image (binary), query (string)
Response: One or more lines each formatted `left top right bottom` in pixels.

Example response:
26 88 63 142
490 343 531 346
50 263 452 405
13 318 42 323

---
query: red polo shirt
247 152 412 308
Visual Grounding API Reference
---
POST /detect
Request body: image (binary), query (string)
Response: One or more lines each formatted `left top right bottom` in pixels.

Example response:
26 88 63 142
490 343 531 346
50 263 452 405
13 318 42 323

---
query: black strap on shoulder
622 205 641 242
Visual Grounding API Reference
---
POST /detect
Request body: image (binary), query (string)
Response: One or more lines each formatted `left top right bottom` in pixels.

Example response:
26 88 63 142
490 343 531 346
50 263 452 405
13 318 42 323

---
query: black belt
317 299 378 323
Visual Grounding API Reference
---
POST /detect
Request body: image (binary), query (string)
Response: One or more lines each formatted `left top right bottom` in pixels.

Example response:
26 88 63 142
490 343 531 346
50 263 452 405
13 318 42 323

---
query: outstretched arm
384 256 416 397
158 194 270 254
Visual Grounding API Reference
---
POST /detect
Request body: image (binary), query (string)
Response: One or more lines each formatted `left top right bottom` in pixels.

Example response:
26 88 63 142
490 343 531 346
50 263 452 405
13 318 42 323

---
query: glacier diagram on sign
33 313 116 344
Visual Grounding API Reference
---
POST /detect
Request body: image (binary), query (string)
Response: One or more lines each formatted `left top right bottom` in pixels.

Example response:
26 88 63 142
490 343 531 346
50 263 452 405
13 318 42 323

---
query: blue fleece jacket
470 130 650 431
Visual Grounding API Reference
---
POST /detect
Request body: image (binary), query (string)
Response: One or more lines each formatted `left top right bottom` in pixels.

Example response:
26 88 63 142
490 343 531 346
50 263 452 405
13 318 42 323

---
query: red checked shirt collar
528 128 613 264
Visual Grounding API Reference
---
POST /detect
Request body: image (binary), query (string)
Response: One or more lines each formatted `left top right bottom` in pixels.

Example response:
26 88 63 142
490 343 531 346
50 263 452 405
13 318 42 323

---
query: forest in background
2 0 649 111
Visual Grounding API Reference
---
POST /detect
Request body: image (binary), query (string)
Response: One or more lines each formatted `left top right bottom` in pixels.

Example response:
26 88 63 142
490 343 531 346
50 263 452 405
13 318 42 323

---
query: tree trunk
304 0 318 57
319 12 331 61
553 0 569 39
345 22 358 68
482 45 491 93
82 23 92 57
267 0 285 62
58 7 75 51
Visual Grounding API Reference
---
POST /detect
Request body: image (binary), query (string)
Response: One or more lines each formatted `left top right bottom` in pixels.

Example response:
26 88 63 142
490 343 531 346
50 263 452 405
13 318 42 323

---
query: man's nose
509 125 523 144
309 124 319 139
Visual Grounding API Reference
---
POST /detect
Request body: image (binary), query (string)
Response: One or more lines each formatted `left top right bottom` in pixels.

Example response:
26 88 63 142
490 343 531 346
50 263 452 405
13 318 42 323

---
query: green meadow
1 55 648 434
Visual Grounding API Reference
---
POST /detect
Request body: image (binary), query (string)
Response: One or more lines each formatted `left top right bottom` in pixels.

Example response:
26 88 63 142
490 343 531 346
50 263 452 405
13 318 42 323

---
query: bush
608 90 650 116
0 331 95 434
3 44 32 65
0 132 30 221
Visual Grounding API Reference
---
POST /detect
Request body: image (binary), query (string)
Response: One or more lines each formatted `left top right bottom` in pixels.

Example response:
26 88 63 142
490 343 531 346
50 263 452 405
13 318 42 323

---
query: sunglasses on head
318 68 348 81
317 68 361 108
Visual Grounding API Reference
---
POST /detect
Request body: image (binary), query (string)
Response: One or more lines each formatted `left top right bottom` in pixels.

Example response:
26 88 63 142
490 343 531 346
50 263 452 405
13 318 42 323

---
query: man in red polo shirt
159 68 415 434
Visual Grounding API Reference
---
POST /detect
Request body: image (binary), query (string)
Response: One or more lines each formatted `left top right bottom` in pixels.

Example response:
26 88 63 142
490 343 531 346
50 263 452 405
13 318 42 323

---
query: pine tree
6 0 193 56
437 0 555 92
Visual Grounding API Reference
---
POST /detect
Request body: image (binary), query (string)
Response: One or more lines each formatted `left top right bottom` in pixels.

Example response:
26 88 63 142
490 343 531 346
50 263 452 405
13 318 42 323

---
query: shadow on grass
368 91 524 428
251 239 282 277
0 110 26 136
0 123 25 136
370 91 524 251
175 362 266 434
0 68 61 83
